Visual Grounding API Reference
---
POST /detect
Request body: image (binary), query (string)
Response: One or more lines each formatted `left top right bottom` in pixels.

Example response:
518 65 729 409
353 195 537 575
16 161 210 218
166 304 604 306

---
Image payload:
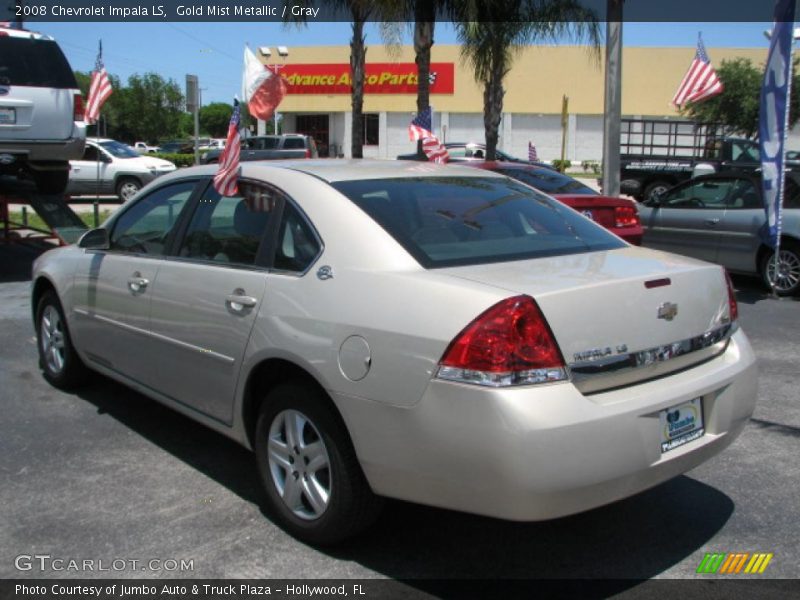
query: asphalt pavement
0 242 798 594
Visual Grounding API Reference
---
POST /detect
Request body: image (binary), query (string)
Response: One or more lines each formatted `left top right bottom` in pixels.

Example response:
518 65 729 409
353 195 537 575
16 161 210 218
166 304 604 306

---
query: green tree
380 1 452 155
455 0 601 160
200 102 234 137
680 57 800 138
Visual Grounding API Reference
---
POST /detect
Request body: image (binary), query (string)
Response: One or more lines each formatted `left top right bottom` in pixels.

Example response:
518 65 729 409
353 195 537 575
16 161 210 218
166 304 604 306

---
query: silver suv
0 25 86 193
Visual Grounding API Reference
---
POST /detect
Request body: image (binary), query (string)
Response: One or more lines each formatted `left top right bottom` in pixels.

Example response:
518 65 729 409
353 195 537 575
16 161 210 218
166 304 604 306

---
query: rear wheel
760 242 800 296
254 381 382 545
116 177 141 201
35 291 89 389
644 180 672 202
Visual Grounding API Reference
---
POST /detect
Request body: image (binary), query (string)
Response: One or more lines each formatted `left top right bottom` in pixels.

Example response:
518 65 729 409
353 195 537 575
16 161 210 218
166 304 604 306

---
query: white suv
68 139 176 201
0 25 86 193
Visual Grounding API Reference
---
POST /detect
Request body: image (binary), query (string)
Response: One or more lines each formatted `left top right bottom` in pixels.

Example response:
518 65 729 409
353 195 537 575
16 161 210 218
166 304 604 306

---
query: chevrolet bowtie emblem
657 302 678 321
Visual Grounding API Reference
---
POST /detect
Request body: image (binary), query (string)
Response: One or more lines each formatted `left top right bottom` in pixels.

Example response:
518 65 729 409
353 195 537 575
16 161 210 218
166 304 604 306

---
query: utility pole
602 0 624 197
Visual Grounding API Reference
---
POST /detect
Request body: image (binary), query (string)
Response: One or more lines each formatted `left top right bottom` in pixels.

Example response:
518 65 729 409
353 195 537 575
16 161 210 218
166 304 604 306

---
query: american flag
672 34 724 108
213 100 242 197
84 40 112 125
408 107 449 163
422 137 449 164
409 106 434 141
528 141 538 162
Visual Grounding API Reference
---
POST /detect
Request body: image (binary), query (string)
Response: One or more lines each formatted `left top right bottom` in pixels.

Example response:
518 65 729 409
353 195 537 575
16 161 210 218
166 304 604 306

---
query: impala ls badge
658 302 678 321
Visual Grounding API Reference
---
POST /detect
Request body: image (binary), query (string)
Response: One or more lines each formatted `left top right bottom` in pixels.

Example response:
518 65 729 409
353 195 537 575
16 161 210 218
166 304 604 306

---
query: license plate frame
0 107 16 124
660 397 704 453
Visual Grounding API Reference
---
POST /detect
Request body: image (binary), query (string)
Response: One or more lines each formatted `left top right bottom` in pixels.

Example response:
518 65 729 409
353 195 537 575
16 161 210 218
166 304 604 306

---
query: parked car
397 142 552 168
133 141 161 154
617 119 800 202
158 140 194 154
0 24 86 193
639 171 800 296
201 134 318 164
33 160 756 545
465 161 643 244
67 139 176 201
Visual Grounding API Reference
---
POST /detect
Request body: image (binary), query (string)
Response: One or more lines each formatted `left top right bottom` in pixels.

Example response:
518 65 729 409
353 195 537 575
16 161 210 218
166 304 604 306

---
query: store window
363 113 379 146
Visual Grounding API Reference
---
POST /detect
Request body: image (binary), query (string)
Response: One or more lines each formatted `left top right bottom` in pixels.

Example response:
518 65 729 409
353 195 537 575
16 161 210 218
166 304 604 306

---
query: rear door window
332 177 624 268
282 138 306 149
178 181 277 267
0 37 77 88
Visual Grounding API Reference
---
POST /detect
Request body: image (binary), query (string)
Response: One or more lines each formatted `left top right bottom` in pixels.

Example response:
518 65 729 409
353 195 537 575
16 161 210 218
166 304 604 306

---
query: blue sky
38 21 773 104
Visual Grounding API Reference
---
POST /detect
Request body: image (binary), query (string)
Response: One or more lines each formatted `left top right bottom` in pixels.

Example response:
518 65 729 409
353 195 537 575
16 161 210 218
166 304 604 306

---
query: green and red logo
696 552 774 574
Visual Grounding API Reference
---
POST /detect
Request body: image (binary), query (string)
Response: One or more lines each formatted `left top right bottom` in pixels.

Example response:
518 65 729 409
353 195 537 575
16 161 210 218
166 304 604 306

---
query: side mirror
78 228 110 250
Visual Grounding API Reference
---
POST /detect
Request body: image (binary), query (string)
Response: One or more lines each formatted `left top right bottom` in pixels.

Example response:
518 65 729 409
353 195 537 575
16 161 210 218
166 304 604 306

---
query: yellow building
260 44 767 161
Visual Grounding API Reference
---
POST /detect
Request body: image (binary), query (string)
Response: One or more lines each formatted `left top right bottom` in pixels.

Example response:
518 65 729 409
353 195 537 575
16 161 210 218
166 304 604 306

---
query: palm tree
455 1 601 160
381 2 447 156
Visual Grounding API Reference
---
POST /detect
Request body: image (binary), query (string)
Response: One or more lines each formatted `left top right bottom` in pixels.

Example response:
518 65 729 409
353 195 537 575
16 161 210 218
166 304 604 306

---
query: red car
466 161 642 245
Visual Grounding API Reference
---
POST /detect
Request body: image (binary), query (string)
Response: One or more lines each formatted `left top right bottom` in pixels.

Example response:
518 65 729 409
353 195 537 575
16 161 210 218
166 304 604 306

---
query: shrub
581 160 601 174
551 159 572 173
154 153 196 168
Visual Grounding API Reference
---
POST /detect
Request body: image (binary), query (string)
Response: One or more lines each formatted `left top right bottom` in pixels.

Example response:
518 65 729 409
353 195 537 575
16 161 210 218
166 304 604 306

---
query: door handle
704 218 720 226
127 273 149 293
226 289 257 312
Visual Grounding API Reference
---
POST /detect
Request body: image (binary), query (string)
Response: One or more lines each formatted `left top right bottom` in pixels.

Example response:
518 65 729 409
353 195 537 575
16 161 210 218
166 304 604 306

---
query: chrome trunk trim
570 323 735 394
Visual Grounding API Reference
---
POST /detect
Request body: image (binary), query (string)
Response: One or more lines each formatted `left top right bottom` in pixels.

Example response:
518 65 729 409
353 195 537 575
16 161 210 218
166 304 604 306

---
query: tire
35 291 89 389
254 381 382 545
643 180 672 202
31 167 69 194
116 177 142 201
760 242 800 296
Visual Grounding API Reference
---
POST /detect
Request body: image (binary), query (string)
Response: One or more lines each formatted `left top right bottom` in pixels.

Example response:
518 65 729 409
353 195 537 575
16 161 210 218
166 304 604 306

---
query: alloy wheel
766 248 800 294
40 305 66 374
267 409 332 520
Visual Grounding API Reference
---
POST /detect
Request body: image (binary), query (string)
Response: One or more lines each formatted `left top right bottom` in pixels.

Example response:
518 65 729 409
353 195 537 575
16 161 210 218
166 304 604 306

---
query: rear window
495 168 597 195
332 177 625 268
282 138 306 150
0 37 78 89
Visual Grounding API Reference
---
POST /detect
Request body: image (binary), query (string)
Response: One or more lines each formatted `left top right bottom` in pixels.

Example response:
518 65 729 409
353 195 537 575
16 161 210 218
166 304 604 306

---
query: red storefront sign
276 63 454 94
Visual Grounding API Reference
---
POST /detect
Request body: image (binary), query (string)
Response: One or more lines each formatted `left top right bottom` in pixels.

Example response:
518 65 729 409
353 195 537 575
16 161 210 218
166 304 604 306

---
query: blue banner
760 0 797 249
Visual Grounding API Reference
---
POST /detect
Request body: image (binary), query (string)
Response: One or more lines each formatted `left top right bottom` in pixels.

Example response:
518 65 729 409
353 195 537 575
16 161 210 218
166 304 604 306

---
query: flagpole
94 116 100 228
772 36 793 298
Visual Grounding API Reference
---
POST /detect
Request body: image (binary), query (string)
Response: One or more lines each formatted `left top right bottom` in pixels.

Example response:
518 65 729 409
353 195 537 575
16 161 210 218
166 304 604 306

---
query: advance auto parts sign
280 63 454 95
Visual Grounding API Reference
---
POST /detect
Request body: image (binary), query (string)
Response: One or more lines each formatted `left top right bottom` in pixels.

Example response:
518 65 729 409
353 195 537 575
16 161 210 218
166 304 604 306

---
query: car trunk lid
438 247 734 393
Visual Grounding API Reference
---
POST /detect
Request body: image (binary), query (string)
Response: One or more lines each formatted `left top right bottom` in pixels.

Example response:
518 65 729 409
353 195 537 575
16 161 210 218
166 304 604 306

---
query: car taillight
304 148 311 158
73 94 85 122
724 270 738 322
614 205 639 228
437 295 567 387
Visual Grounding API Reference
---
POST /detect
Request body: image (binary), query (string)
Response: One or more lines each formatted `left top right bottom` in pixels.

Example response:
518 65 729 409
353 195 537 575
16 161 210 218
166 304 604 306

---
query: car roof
158 159 507 185
0 25 52 41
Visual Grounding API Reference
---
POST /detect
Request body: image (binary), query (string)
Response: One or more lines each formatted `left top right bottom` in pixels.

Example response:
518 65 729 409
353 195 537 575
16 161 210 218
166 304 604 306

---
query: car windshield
332 177 624 268
494 168 597 195
100 141 140 159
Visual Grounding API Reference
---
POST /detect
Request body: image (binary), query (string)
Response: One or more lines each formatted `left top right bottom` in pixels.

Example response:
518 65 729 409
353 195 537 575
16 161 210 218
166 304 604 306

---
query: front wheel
116 177 141 201
761 243 800 296
254 382 382 545
36 291 89 389
643 180 672 202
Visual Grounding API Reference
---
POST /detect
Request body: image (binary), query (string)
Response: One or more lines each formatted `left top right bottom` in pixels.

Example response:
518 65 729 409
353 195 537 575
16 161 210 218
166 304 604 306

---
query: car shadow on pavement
0 241 51 283
74 374 733 590
731 274 799 305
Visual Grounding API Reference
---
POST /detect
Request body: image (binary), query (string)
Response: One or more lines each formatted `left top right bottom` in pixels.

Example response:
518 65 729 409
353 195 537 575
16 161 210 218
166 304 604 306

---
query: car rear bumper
334 327 757 521
0 127 86 163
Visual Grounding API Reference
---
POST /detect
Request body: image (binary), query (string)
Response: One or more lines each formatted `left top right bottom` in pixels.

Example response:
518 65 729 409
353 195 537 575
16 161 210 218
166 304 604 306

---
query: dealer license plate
0 108 16 124
660 397 704 453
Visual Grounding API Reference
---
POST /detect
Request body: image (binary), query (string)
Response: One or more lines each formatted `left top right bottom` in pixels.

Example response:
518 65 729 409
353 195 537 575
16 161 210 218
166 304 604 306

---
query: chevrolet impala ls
32 161 757 544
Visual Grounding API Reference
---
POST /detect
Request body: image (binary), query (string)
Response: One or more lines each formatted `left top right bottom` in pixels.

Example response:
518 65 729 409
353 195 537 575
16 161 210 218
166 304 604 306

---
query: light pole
260 46 289 135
